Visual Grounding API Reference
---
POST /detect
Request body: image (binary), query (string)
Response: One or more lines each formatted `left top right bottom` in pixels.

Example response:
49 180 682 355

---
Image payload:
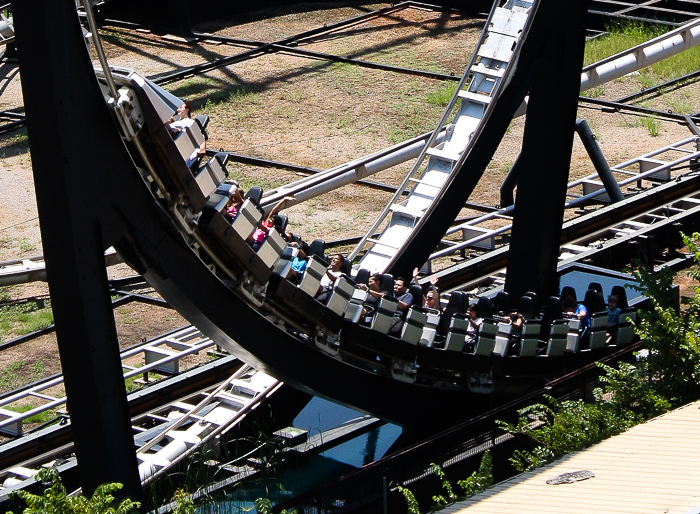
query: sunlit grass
584 22 700 90
584 23 667 66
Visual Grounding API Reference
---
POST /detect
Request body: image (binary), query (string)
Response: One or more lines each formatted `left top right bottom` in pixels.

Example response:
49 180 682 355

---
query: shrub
8 467 140 514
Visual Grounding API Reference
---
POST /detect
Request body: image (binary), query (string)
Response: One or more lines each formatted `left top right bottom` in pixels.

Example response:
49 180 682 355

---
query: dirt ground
1 3 700 391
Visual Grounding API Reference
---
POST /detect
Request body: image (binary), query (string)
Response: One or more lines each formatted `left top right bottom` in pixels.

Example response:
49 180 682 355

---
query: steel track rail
431 170 700 291
191 32 460 82
0 355 243 489
152 2 413 86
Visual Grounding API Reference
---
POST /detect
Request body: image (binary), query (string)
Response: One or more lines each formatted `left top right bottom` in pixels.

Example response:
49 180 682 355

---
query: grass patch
426 82 458 107
581 85 605 98
0 361 25 391
584 22 666 66
665 94 694 114
18 237 36 253
6 403 56 425
0 300 53 340
15 311 54 334
640 115 660 136
236 174 285 192
0 132 30 149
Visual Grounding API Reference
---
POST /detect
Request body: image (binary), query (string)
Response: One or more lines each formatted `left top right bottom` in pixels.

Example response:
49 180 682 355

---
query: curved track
13 0 699 437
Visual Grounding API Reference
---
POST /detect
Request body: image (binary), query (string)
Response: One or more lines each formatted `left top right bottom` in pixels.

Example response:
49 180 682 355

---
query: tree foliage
397 452 493 514
8 468 140 514
630 232 700 405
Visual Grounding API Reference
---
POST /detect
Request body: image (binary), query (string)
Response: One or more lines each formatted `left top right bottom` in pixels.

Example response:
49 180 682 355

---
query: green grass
15 311 54 334
581 85 605 98
6 404 56 425
640 116 660 136
235 174 285 192
0 361 25 391
584 22 700 85
666 94 694 114
18 237 36 253
426 82 458 107
0 300 54 340
584 22 667 66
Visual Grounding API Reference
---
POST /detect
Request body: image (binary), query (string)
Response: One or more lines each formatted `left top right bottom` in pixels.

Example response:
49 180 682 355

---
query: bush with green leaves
456 450 493 497
8 467 140 514
397 452 493 513
497 390 654 473
630 232 700 405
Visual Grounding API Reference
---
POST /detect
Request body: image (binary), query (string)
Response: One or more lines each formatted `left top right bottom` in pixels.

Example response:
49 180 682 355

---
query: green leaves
9 468 140 514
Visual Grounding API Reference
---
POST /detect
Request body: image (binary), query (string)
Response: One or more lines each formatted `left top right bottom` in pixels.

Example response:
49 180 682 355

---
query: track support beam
504 0 589 305
13 0 142 501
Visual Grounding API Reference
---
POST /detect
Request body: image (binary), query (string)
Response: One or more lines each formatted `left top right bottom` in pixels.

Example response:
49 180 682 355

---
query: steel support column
13 0 141 500
504 0 589 305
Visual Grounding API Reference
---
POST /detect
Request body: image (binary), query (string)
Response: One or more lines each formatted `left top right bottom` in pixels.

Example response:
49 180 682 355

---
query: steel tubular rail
580 17 700 92
259 130 447 210
428 137 700 261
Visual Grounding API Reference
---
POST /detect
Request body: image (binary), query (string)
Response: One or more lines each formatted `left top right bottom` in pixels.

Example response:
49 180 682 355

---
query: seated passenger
249 216 274 251
246 196 293 251
389 277 413 334
606 294 621 342
316 254 346 303
464 303 482 351
563 294 589 344
359 273 384 321
223 187 245 223
506 310 524 352
413 267 440 309
167 101 206 169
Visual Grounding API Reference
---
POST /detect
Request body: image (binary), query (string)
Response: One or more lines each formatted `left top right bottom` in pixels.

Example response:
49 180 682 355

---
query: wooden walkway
444 400 700 514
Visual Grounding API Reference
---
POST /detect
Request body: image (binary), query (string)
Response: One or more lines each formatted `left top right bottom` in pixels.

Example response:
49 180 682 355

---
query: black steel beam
614 68 700 104
191 32 459 82
13 0 144 499
504 0 588 304
580 96 698 124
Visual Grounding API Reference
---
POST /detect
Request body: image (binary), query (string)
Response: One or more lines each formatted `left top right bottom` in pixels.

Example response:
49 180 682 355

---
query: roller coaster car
98 67 631 406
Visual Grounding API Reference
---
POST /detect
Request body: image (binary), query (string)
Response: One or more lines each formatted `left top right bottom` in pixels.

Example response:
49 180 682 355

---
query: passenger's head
425 290 438 309
394 277 408 295
562 295 577 312
229 187 244 204
177 101 192 119
467 302 478 319
368 273 382 291
329 254 345 272
608 295 618 309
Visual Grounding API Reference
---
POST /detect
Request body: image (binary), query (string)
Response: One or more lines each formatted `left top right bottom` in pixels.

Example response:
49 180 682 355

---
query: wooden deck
444 400 700 514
